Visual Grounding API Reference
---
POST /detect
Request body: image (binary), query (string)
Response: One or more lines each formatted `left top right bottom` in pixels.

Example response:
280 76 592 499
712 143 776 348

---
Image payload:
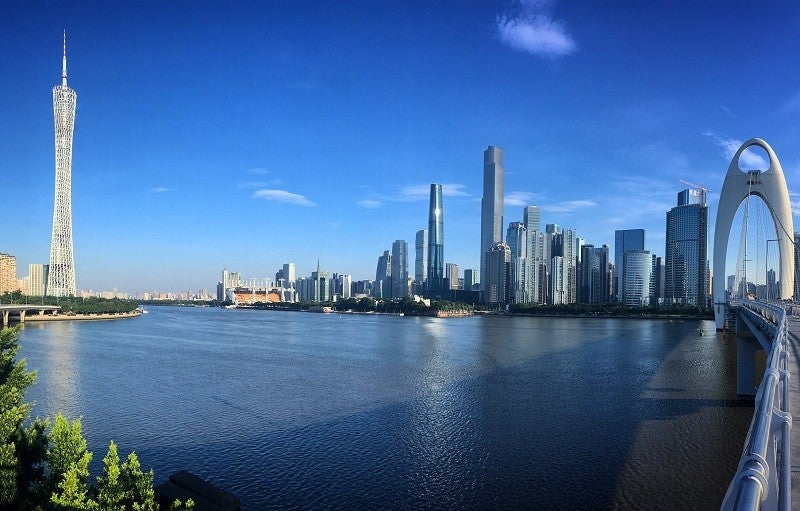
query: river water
16 307 750 510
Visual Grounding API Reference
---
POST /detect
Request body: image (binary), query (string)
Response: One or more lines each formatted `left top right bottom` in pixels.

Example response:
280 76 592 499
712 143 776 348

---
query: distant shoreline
22 310 143 322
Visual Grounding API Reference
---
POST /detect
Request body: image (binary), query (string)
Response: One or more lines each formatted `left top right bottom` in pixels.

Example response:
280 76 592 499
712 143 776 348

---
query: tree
0 327 193 510
0 326 47 509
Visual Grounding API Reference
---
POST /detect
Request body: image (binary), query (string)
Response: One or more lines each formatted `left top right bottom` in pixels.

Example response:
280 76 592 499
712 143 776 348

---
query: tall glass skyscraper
427 184 444 297
665 189 708 306
391 239 408 298
480 146 504 297
415 229 428 292
614 229 645 301
48 32 77 296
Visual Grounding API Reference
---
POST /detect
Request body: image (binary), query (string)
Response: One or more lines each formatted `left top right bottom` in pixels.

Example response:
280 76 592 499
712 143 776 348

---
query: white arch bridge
713 139 799 510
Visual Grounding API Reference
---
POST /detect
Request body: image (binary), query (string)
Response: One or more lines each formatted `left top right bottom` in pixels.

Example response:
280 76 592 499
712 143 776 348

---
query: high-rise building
375 250 391 299
427 184 444 297
664 189 708 306
579 245 610 304
0 254 17 294
623 250 653 306
506 221 527 303
523 205 541 233
463 269 478 291
48 32 78 297
485 242 510 304
651 255 664 305
341 274 352 300
614 229 645 301
480 146 504 298
28 264 49 296
445 263 459 290
312 262 330 302
415 229 428 293
526 230 549 304
391 240 409 298
283 263 296 285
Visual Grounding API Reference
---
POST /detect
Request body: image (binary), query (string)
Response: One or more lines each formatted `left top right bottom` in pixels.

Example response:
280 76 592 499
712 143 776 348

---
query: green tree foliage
0 327 193 510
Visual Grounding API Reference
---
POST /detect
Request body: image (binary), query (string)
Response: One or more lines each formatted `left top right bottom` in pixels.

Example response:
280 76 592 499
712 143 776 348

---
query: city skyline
2 2 800 292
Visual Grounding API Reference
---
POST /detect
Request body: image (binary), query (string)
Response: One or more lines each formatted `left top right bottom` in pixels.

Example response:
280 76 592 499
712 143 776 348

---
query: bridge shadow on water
129 320 750 510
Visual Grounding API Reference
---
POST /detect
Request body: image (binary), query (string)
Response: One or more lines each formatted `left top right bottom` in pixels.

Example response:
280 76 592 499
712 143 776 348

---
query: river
16 306 750 509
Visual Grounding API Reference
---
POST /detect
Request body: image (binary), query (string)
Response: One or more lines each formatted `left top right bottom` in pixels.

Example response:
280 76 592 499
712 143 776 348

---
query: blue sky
2 1 800 293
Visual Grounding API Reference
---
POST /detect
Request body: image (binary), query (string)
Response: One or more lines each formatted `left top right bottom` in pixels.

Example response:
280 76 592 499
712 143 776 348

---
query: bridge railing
721 300 792 511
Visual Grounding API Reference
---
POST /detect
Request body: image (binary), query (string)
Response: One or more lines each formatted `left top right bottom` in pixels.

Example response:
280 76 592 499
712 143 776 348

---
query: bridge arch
713 138 795 328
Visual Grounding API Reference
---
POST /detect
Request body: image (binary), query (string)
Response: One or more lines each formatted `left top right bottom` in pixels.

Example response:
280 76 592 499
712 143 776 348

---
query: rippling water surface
17 307 750 509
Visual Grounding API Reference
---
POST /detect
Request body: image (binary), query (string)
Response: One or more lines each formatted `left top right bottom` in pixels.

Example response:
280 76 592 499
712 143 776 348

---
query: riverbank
23 309 143 322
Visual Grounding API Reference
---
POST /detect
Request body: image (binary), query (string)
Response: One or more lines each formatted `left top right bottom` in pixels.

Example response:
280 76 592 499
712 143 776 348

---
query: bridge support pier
1 311 7 328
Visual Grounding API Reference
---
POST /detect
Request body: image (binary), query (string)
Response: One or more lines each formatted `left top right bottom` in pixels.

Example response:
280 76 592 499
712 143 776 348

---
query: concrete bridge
721 300 797 510
0 304 62 327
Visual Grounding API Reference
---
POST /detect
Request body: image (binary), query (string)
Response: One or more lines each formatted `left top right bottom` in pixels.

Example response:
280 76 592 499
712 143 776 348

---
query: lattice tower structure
47 32 77 296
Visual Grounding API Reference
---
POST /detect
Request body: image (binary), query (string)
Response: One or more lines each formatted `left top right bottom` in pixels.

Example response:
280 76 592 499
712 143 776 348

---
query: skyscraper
47 32 77 297
578 245 610 304
415 229 428 293
28 264 49 297
614 229 645 301
391 240 409 298
623 250 653 306
445 263 459 290
480 146 504 297
427 184 444 297
665 188 708 306
523 205 541 233
506 221 527 303
375 250 391 299
0 254 17 294
485 242 511 305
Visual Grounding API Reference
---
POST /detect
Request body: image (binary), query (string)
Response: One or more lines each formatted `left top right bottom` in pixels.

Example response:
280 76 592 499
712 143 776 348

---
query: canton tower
47 31 77 296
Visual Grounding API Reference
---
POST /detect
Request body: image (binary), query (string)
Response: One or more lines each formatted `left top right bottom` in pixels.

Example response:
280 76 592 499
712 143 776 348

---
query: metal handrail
721 300 792 511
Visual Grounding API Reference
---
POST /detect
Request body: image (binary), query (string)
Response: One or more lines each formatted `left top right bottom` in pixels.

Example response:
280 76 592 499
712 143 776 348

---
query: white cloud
398 183 469 201
543 199 597 213
496 0 577 58
252 189 316 207
790 192 800 216
357 199 383 209
505 191 538 206
704 132 769 170
150 186 171 193
248 167 270 175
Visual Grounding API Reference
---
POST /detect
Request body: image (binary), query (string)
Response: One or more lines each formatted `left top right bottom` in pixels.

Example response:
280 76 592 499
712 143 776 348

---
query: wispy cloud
779 90 800 115
790 192 800 216
357 199 383 209
252 189 316 207
704 132 768 170
543 199 597 213
150 186 171 193
721 105 735 118
505 191 538 206
496 0 577 59
398 184 470 201
248 167 270 175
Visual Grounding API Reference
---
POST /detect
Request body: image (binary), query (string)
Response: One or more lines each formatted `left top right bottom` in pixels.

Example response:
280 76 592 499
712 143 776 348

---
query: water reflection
28 321 79 418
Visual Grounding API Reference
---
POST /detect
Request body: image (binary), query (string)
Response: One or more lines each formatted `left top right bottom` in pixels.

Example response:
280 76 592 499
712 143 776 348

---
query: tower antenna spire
62 29 68 87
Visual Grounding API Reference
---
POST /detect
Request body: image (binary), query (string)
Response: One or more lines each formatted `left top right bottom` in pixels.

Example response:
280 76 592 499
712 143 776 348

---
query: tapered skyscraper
427 184 444 296
481 146 504 297
47 32 77 296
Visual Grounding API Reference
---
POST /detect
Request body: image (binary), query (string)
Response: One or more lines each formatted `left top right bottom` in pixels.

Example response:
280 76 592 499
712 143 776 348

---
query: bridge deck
784 314 800 507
